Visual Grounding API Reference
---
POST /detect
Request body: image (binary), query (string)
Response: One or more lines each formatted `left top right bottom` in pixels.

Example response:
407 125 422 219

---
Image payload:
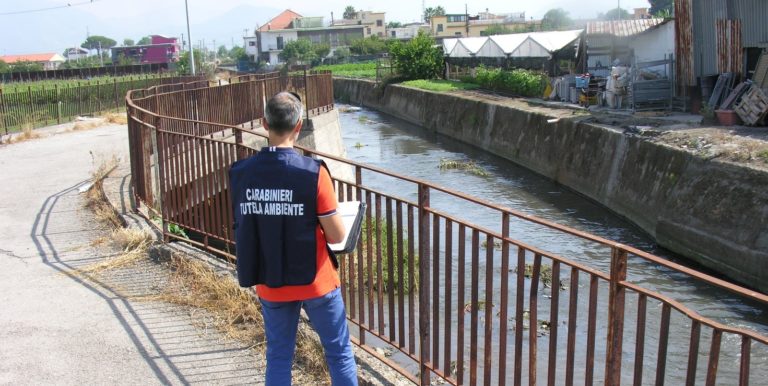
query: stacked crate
734 85 768 126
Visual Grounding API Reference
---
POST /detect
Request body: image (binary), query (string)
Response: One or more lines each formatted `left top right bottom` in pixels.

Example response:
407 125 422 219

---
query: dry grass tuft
112 227 153 251
1 125 44 144
159 255 330 382
161 255 265 343
79 228 152 273
103 112 128 125
84 154 122 227
72 120 104 131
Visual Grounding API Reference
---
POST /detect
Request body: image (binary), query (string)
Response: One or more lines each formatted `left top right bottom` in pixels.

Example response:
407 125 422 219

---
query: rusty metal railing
126 74 768 385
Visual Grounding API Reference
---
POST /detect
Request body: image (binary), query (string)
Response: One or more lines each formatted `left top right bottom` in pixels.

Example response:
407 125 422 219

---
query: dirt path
0 124 264 385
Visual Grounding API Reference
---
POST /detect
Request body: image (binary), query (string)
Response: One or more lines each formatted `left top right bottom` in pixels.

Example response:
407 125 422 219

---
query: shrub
469 66 547 97
388 31 443 80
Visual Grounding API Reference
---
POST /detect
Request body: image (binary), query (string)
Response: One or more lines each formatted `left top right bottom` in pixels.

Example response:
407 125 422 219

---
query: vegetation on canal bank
313 62 377 79
402 79 480 92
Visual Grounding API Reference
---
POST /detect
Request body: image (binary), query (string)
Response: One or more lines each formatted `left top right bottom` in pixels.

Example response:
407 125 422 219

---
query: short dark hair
264 92 303 134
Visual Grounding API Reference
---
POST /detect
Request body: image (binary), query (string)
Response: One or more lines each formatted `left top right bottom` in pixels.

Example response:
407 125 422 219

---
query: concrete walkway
0 124 263 385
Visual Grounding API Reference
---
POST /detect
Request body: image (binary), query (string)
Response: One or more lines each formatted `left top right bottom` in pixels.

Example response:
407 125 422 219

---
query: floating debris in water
438 158 489 177
338 106 362 113
353 142 366 149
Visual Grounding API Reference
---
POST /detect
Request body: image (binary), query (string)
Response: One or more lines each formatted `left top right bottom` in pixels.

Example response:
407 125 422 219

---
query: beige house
332 11 386 38
430 11 538 39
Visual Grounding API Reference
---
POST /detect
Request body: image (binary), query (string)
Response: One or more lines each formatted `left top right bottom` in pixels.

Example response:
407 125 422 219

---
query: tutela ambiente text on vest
239 188 305 216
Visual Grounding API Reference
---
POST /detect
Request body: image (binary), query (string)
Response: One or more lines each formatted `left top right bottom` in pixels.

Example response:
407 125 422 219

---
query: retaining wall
334 78 768 293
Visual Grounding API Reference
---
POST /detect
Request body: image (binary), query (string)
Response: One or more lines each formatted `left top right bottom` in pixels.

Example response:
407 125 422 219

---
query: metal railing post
605 246 628 385
151 115 168 242
417 183 431 386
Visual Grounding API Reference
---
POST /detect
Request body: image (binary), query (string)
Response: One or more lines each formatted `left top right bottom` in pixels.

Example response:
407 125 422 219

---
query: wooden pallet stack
734 85 768 125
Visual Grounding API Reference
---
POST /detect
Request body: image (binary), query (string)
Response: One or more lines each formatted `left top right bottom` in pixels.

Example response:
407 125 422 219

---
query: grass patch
313 62 377 79
438 158 490 177
401 79 480 92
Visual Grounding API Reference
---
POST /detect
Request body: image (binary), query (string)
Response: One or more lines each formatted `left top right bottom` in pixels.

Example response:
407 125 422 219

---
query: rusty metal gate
126 74 768 385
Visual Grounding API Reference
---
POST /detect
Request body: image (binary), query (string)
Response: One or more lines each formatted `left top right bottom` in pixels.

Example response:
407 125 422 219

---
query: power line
0 0 104 16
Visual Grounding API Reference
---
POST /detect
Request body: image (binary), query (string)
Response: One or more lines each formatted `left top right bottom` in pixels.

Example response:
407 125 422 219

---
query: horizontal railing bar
621 281 768 345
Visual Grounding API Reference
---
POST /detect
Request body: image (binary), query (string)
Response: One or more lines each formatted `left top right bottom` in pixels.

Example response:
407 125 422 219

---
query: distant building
63 47 89 61
110 35 180 64
430 10 535 40
0 53 66 70
633 8 651 19
387 23 431 40
253 9 365 66
332 11 386 38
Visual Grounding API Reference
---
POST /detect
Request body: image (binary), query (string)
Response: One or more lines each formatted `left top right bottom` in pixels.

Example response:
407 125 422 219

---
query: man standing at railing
229 91 358 385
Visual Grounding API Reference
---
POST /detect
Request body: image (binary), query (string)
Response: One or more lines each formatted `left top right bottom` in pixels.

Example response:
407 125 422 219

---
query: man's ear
262 118 270 132
293 118 303 134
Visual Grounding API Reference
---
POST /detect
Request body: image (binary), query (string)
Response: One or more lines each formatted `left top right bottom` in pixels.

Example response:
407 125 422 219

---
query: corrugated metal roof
527 30 582 52
586 18 666 37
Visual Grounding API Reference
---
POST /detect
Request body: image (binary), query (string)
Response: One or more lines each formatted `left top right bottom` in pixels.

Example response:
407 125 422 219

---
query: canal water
335 104 768 384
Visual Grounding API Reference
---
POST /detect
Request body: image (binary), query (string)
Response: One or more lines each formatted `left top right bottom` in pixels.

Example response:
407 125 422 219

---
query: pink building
111 35 180 64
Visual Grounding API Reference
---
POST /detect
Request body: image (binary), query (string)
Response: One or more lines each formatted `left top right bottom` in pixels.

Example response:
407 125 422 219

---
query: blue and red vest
229 147 327 288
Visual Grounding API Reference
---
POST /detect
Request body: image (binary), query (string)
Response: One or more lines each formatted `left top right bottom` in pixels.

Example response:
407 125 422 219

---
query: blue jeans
259 287 358 385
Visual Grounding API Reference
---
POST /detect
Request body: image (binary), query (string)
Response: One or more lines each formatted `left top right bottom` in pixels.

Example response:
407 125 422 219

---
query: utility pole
184 0 195 75
465 3 469 36
98 41 103 66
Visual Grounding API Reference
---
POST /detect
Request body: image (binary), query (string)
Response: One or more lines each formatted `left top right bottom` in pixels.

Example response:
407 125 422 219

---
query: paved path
0 124 263 385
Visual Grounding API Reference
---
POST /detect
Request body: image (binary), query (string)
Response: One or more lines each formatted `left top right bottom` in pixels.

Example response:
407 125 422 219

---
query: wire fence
0 74 205 135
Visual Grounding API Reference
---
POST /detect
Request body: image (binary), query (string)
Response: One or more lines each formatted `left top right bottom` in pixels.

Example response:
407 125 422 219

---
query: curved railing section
126 74 767 386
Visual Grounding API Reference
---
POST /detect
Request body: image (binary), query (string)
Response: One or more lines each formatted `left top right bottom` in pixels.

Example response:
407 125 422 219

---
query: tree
423 6 446 23
81 35 117 58
217 45 228 59
230 46 248 61
314 43 331 61
10 61 43 72
649 0 674 17
0 59 9 73
343 6 356 19
482 25 515 36
177 49 204 75
602 7 630 20
541 8 572 31
333 47 350 60
387 21 403 29
123 38 134 46
388 31 443 80
137 36 152 45
349 36 389 55
281 38 317 65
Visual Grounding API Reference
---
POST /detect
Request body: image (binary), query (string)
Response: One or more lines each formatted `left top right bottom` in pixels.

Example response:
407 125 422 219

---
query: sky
0 0 652 55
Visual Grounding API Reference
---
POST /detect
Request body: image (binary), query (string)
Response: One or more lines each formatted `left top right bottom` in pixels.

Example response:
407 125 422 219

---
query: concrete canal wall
334 78 768 293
